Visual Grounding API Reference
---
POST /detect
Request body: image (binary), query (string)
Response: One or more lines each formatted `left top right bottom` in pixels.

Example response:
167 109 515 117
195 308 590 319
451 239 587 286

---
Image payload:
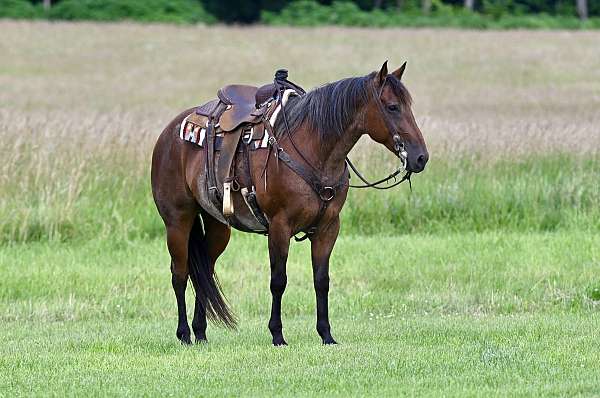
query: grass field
1 21 599 396
2 234 600 396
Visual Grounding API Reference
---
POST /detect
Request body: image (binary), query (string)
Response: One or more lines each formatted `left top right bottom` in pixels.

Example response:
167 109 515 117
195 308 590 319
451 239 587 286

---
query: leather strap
217 128 243 189
264 129 348 238
275 147 347 202
205 104 227 207
206 117 220 205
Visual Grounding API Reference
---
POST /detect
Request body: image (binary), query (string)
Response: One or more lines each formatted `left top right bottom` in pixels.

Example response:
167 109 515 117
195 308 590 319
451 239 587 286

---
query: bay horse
151 62 428 346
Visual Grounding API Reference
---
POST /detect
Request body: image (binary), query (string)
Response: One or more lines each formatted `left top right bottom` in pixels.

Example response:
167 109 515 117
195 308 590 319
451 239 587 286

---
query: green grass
1 232 599 396
3 154 600 243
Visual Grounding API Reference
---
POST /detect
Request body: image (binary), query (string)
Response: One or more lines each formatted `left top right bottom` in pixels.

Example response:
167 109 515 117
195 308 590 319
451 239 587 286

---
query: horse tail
187 216 237 329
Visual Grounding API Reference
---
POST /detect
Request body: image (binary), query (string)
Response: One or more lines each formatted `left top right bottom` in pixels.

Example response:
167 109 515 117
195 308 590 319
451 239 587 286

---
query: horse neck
293 119 363 181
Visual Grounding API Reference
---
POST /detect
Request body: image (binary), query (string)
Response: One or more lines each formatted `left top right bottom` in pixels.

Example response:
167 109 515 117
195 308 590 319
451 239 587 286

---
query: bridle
346 78 413 191
262 72 413 240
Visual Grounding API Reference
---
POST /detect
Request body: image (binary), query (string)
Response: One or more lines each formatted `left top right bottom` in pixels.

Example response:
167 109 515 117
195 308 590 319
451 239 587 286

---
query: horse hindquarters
152 116 237 343
152 117 198 344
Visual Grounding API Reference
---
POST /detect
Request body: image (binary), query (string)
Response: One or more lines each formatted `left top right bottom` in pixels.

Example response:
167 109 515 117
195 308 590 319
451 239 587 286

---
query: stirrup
223 182 234 216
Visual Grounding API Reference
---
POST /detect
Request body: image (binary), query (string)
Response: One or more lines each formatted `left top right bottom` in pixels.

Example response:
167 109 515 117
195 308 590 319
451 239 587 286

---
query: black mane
275 72 412 141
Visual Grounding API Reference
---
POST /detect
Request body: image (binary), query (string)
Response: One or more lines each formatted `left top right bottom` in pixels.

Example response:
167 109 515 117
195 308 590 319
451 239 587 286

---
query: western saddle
192 69 305 233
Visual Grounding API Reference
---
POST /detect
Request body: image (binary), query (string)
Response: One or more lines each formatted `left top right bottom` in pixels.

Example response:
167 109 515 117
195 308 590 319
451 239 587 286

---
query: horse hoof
273 338 288 346
195 337 208 344
176 330 192 345
323 338 337 345
179 337 192 345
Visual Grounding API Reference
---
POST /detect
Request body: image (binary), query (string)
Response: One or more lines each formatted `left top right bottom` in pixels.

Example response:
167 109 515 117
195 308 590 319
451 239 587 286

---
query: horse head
363 61 429 173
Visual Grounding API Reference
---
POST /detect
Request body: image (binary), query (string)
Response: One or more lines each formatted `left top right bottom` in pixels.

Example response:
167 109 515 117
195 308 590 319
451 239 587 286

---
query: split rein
346 158 412 191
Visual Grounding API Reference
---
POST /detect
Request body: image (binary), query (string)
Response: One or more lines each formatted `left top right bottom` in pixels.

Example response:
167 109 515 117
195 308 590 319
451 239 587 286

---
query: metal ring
320 187 335 202
393 134 404 152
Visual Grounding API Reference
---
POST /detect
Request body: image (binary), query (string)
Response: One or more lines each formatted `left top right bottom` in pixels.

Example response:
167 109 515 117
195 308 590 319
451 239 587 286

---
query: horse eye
387 104 400 112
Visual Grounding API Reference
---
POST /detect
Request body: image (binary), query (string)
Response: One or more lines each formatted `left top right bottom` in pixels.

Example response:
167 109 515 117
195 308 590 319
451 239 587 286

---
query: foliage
46 0 216 24
0 0 41 19
1 0 599 28
200 0 292 23
261 0 600 29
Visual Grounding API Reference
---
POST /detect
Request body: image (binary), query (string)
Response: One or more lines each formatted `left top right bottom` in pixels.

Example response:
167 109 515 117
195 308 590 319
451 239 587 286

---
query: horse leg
165 211 197 345
191 211 231 343
310 217 340 345
267 218 291 346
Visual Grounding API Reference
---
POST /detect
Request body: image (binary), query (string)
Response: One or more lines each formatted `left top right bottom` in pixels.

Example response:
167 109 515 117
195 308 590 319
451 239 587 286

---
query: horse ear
391 61 407 80
376 60 388 86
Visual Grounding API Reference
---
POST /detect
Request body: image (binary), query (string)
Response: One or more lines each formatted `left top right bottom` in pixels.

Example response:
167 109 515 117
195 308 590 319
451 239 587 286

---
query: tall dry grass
1 21 599 241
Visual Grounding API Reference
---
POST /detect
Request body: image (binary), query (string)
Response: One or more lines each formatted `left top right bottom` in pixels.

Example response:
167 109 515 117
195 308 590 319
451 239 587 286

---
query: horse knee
270 274 287 296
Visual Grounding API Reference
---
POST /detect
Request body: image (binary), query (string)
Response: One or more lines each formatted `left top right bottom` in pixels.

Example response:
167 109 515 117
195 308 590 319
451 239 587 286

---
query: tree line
4 0 597 26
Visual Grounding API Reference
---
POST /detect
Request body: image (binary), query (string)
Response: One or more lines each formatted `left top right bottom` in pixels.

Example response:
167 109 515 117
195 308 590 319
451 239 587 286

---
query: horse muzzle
406 149 428 173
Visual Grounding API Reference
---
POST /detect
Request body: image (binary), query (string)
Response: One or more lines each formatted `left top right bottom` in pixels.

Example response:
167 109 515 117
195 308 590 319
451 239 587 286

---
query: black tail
187 217 237 329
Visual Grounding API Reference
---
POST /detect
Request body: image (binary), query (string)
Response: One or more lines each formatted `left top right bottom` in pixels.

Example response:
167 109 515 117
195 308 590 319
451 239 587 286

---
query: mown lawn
1 232 599 396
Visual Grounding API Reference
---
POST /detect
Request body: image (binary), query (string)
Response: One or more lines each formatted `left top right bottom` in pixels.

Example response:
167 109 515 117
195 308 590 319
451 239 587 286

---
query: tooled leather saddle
190 69 305 234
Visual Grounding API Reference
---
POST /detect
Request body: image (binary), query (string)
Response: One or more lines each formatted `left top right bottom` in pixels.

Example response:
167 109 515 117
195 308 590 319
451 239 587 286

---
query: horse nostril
417 154 426 166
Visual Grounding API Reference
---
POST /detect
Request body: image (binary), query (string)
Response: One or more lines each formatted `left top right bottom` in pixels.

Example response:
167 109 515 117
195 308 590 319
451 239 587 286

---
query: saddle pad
179 114 228 149
179 113 208 145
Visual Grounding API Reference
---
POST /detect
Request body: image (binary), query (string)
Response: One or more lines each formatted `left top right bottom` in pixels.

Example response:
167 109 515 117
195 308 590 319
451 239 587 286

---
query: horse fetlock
316 323 331 337
268 319 283 334
192 321 207 342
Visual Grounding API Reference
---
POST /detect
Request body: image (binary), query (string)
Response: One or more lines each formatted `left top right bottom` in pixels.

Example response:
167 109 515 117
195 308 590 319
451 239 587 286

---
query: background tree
577 0 588 20
422 0 432 14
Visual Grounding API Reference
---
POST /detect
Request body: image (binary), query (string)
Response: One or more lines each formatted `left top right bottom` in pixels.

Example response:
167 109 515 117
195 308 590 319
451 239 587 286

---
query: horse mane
275 72 412 142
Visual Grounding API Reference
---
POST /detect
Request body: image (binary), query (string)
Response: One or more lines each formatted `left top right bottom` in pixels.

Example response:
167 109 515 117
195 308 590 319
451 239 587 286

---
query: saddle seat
216 85 261 132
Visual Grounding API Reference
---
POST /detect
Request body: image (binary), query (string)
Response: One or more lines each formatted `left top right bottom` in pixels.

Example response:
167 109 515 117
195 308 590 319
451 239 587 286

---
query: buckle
319 186 335 202
243 128 253 144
